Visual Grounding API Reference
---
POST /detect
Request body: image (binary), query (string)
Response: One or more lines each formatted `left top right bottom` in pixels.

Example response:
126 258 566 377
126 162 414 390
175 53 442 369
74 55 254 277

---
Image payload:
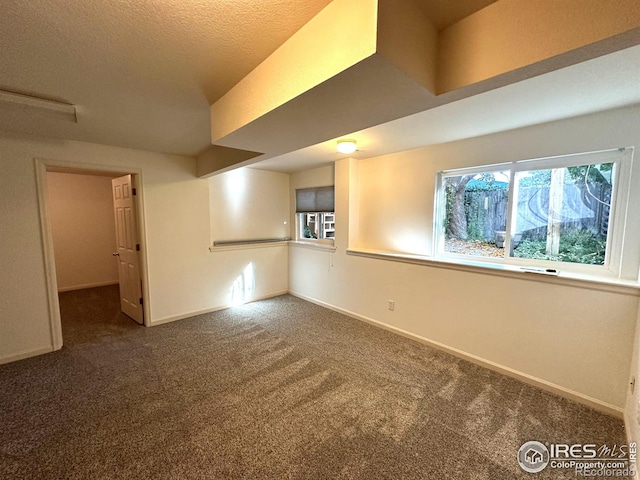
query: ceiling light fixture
336 139 357 154
0 90 77 122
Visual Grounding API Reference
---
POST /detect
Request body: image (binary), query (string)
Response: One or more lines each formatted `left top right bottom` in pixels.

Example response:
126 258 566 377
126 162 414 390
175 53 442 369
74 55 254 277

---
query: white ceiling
253 44 640 172
1 0 638 169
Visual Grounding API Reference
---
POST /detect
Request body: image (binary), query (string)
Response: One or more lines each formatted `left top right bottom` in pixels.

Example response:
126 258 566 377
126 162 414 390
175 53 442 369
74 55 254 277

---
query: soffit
202 0 640 175
252 44 640 173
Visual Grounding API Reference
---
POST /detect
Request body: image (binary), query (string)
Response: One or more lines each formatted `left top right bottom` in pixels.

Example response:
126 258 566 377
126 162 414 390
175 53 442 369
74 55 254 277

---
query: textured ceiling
416 0 497 30
2 0 637 168
0 0 331 155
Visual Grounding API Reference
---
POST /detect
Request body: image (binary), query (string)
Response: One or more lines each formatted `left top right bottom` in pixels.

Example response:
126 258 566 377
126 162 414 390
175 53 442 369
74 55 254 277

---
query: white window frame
433 148 634 279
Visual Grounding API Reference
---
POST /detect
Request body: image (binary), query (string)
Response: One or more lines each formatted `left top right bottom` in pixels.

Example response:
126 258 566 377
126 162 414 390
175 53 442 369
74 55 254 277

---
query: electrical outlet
388 300 395 311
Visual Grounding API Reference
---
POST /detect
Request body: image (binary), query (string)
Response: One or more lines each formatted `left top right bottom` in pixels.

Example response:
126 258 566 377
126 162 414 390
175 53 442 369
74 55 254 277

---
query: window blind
295 186 334 213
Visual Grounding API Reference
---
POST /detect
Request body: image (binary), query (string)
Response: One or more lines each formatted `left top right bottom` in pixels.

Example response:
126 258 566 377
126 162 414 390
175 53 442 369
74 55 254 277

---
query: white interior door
112 175 144 324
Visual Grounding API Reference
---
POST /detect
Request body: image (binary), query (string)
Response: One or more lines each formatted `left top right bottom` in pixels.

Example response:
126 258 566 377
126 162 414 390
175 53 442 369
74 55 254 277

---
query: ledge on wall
209 239 290 252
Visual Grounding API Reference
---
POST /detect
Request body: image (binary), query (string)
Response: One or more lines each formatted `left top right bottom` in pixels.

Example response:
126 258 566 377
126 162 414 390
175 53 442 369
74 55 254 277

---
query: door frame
35 158 152 350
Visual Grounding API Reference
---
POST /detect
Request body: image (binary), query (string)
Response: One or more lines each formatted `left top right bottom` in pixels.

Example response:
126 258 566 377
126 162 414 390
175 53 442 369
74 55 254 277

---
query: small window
295 186 335 242
435 149 632 276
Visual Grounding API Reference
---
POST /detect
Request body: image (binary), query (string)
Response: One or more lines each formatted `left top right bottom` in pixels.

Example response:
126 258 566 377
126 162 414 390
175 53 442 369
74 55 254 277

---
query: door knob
112 252 120 256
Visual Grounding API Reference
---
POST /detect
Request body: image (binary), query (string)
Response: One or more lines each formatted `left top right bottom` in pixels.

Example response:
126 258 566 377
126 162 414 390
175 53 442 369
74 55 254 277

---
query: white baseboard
58 281 118 292
0 345 56 366
289 290 623 419
150 290 289 326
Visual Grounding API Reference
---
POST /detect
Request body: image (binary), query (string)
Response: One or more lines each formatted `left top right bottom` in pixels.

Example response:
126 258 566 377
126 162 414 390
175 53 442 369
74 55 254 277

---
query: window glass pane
301 213 318 239
323 213 335 238
299 212 335 240
443 170 509 257
511 163 613 265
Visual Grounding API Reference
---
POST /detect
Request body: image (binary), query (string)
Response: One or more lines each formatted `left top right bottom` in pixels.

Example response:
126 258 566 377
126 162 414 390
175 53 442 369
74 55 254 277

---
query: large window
295 186 335 242
435 149 632 276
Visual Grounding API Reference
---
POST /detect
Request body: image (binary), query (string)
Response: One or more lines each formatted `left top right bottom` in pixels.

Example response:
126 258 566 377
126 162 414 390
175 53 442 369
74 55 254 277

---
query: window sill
289 240 336 252
346 248 640 296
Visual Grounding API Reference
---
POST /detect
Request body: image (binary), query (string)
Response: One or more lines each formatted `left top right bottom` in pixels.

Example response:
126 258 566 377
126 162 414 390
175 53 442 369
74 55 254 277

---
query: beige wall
47 172 119 291
625 303 640 443
289 105 640 412
209 168 290 243
0 134 288 364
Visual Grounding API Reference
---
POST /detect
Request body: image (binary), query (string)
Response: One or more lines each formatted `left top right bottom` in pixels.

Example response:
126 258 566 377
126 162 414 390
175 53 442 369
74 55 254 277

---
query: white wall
47 172 119 291
625 304 640 446
209 168 290 243
289 105 640 412
0 134 288 364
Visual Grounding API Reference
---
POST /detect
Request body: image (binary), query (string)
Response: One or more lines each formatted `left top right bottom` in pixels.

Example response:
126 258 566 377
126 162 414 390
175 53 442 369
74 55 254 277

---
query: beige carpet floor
0 285 626 479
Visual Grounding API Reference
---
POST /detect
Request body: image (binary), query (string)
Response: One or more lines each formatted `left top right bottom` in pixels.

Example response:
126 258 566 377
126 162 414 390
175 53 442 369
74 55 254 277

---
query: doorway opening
35 159 150 351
